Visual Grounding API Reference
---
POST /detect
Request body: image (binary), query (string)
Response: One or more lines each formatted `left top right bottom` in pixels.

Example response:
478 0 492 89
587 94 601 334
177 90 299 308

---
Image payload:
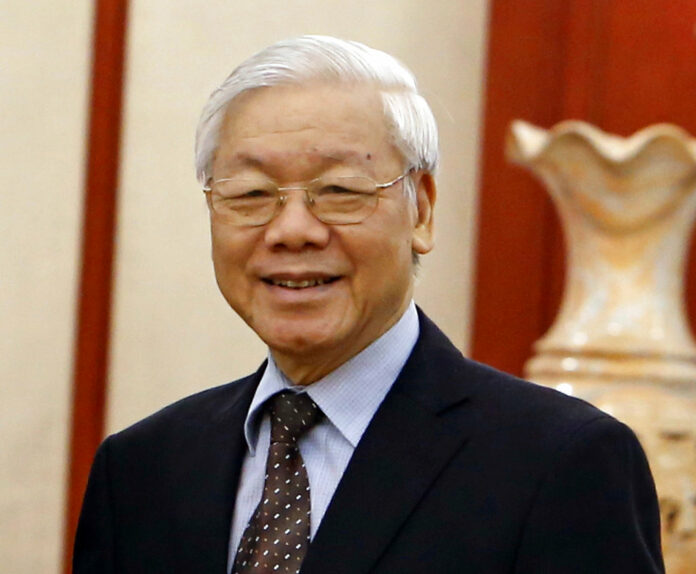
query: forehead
213 83 402 177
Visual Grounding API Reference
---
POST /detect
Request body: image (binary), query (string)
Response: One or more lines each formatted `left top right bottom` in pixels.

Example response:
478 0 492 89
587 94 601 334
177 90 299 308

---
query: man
74 36 664 573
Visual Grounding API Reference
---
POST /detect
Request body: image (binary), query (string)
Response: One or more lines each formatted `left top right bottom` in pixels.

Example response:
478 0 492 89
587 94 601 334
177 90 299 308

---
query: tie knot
269 391 322 444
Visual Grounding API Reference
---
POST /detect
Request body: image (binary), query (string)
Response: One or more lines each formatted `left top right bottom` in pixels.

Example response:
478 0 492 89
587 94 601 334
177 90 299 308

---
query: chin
256 315 343 355
271 328 340 356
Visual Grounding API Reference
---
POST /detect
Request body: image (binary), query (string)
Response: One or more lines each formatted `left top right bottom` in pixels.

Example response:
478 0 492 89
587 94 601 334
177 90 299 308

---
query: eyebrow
222 149 370 171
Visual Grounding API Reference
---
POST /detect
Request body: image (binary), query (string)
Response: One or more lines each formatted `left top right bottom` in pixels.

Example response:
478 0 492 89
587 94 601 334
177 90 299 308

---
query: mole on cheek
366 153 372 160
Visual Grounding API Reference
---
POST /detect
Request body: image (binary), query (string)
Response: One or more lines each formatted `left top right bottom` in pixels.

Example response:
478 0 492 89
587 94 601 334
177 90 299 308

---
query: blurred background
2 1 695 572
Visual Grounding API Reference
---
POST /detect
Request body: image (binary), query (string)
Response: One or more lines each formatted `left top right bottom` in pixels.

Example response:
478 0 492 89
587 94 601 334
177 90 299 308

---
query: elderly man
74 36 664 573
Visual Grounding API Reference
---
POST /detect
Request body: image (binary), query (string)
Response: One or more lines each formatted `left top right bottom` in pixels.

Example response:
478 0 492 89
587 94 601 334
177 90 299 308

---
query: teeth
271 278 329 289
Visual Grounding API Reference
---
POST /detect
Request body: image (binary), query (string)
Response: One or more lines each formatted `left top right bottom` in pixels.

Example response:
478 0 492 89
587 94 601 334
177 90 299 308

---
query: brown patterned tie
233 391 323 574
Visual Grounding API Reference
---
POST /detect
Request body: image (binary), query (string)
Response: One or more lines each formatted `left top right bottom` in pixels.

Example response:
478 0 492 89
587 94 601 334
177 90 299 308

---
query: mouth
262 276 342 290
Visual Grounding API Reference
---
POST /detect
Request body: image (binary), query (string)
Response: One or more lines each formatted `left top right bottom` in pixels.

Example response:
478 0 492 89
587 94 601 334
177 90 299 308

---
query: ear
204 181 214 211
411 171 436 255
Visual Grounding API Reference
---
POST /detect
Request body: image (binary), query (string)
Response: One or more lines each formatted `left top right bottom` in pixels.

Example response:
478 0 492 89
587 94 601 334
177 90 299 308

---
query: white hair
194 35 439 203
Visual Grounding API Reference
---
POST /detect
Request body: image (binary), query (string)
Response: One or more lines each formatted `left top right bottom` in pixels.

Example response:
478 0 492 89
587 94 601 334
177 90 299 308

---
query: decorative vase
506 120 696 573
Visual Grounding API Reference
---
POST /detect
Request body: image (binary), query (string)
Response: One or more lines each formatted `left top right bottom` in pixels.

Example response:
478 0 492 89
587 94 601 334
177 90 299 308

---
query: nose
263 189 330 251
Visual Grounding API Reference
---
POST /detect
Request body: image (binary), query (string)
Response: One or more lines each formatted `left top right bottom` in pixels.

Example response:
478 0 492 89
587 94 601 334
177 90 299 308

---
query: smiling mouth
263 277 341 289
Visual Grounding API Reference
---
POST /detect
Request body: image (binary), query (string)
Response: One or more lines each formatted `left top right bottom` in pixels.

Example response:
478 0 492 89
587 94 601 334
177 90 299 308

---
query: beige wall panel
0 1 92 571
109 0 489 431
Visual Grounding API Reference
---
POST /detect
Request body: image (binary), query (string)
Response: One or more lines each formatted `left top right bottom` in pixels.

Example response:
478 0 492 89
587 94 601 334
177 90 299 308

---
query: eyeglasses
203 170 412 226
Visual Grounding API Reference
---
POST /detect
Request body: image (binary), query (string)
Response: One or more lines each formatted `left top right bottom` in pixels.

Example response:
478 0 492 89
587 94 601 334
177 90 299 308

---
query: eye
319 185 359 195
318 176 375 195
316 177 373 196
241 188 273 198
215 180 275 200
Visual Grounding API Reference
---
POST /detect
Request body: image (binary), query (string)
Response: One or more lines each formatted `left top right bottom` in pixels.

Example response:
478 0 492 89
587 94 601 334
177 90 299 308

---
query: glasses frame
202 169 413 226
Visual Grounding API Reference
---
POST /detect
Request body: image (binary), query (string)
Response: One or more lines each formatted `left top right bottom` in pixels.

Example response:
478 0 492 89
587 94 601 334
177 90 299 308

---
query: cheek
210 227 253 286
211 233 232 274
348 227 413 292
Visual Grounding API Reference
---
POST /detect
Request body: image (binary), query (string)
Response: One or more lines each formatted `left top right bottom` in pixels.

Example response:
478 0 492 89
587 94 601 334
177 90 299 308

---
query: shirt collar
243 301 420 455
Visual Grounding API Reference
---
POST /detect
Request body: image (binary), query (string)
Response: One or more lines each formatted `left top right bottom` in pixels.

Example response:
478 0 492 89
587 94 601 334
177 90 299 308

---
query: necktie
233 391 323 574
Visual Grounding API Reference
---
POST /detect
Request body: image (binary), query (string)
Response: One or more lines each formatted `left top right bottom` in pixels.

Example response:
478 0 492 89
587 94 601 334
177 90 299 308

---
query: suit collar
169 368 262 573
396 308 473 413
301 310 476 574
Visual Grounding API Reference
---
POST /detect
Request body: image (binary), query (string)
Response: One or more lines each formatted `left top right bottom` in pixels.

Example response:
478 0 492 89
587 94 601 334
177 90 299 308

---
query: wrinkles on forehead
210 83 405 183
212 148 381 180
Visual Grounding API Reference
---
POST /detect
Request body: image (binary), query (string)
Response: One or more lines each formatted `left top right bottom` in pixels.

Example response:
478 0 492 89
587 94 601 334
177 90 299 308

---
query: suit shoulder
463 356 613 429
413 347 620 453
411 311 612 434
108 370 260 447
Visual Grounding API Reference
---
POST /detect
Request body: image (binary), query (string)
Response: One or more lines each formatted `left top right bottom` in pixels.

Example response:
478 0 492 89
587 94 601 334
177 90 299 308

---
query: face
208 83 435 383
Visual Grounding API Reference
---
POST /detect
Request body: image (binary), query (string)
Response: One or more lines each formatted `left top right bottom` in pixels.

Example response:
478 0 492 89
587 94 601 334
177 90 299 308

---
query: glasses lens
211 179 278 225
310 176 378 224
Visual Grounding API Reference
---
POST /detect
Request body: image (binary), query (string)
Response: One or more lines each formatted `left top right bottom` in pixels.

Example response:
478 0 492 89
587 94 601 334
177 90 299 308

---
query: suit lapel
302 312 477 574
169 370 261 573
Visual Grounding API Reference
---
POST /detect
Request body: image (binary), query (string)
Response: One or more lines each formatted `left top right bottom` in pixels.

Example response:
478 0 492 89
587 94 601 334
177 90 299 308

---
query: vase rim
508 119 696 166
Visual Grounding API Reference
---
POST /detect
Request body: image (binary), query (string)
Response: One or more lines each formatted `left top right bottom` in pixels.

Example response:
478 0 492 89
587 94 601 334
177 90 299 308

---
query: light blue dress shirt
227 301 420 571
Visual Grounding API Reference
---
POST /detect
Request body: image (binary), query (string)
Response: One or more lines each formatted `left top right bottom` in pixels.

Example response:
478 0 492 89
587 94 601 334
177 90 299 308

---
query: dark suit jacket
74 311 664 573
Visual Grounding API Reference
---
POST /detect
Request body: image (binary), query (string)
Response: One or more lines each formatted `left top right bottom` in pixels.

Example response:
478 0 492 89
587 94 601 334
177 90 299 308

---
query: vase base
525 350 696 391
